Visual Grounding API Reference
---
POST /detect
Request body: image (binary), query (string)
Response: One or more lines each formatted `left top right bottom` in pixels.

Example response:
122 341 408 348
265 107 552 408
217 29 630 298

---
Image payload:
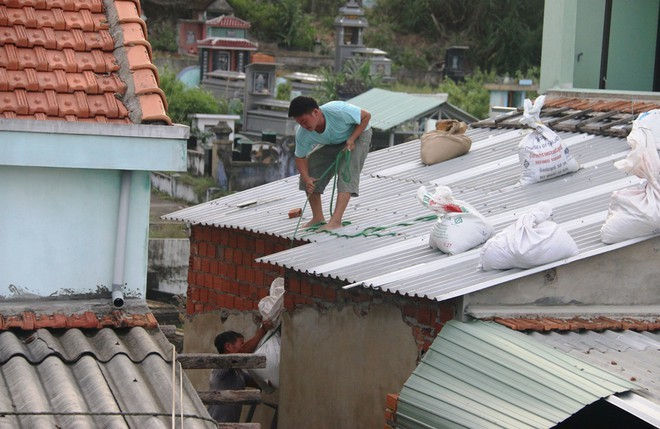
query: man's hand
345 137 356 152
261 319 274 331
303 175 316 193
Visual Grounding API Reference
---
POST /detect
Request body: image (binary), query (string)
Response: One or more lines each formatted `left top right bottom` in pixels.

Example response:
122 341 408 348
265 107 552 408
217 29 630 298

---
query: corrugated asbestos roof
396 320 638 429
347 88 449 131
526 329 660 404
164 107 660 302
0 327 215 428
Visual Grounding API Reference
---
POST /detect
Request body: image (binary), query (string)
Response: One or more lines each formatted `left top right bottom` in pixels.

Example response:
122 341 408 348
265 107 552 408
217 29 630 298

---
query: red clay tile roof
0 310 158 330
206 14 250 29
492 316 660 332
197 36 257 50
543 97 659 114
0 0 171 124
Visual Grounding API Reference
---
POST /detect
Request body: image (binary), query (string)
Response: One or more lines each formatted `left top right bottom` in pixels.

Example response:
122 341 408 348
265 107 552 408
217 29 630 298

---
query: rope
291 149 352 245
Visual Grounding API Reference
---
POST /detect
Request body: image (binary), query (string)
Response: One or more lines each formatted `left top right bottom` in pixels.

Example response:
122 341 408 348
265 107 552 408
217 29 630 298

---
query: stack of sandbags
601 110 660 243
420 120 472 165
417 185 493 254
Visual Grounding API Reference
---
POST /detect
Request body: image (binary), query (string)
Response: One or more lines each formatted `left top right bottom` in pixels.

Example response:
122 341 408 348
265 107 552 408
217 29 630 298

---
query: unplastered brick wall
186 225 304 314
187 224 456 353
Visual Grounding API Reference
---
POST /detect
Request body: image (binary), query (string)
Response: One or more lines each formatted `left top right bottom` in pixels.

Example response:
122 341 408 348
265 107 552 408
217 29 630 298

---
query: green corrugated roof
347 88 448 132
397 320 638 429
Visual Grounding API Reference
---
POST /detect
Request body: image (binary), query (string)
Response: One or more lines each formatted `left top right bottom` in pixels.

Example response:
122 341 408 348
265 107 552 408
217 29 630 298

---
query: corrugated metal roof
0 327 215 428
347 88 449 131
526 329 660 404
164 120 659 302
396 320 638 429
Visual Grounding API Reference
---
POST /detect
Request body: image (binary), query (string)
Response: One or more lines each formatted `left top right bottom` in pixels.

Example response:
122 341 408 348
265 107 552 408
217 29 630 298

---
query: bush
159 70 222 125
276 81 293 101
149 20 178 53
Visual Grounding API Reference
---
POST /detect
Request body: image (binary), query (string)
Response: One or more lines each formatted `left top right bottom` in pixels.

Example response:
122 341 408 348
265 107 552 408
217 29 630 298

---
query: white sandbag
248 330 280 392
258 277 284 323
480 202 579 270
518 96 579 185
601 113 660 243
429 212 493 254
418 185 493 254
634 109 660 151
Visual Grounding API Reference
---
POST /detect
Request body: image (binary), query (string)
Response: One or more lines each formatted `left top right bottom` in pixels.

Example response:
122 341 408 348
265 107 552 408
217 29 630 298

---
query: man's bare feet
319 220 343 231
303 218 325 228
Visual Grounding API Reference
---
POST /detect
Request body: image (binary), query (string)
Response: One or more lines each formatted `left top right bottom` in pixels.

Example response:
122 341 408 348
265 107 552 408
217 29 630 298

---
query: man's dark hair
288 96 319 117
214 331 244 354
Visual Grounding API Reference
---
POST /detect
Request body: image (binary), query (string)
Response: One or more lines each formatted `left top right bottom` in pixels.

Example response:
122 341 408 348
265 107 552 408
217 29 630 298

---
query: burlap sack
420 121 471 165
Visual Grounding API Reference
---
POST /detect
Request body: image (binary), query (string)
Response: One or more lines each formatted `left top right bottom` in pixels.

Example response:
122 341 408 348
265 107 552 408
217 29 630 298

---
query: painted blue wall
0 167 152 299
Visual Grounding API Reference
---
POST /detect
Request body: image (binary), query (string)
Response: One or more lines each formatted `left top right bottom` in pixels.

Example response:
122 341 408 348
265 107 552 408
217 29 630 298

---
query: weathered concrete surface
148 238 189 295
183 311 276 426
466 236 660 306
278 303 419 429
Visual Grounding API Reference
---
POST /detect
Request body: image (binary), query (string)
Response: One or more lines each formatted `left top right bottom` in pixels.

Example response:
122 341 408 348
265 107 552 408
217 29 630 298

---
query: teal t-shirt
294 101 368 158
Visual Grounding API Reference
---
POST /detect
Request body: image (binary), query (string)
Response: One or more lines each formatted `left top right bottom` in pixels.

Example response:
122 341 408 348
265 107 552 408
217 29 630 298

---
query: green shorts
299 128 372 197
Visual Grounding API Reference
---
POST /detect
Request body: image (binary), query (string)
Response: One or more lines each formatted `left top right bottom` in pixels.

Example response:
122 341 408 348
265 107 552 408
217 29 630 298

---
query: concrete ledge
466 304 660 319
1 126 187 171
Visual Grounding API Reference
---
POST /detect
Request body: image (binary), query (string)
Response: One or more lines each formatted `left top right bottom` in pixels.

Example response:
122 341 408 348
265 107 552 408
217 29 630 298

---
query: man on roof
288 96 372 230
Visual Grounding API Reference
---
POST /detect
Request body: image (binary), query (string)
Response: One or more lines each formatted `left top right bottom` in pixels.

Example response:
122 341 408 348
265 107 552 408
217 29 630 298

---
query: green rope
291 149 352 245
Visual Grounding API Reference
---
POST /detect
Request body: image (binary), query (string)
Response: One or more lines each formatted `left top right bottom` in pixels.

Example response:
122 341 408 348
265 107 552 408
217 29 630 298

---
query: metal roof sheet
347 88 448 131
526 330 660 404
164 123 660 302
0 327 215 428
396 320 638 429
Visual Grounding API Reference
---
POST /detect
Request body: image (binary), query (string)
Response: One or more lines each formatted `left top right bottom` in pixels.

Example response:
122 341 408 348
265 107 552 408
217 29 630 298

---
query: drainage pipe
112 170 131 308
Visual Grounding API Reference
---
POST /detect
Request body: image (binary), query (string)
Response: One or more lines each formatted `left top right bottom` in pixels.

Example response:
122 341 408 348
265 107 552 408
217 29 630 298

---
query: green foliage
148 20 178 53
315 60 383 104
436 70 494 120
159 70 222 126
276 81 293 101
368 0 543 75
228 0 316 50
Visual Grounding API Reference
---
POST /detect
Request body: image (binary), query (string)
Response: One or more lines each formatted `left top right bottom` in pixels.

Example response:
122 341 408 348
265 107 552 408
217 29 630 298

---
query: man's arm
346 109 371 151
238 320 274 353
295 156 316 193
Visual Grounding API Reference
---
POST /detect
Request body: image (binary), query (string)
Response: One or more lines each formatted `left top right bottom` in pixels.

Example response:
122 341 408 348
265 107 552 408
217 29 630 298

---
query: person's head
214 331 244 354
288 96 322 131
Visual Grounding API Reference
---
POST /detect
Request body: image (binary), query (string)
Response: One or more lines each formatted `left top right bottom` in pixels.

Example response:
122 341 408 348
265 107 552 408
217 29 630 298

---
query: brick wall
186 225 304 315
187 224 456 353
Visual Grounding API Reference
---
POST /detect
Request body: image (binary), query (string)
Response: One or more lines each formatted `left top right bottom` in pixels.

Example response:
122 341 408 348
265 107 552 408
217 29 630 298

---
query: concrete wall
278 304 419 429
465 236 660 306
0 167 151 298
148 238 190 295
187 150 206 176
540 0 578 91
151 172 201 204
573 0 605 88
606 0 659 91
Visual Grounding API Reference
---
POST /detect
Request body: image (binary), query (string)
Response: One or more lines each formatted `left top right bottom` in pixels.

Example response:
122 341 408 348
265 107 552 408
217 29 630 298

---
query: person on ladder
288 96 372 230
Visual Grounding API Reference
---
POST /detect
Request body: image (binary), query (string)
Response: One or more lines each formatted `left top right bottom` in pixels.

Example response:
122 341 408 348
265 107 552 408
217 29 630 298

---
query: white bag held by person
258 277 284 323
518 96 579 185
248 329 280 393
601 111 660 243
248 277 284 392
417 186 493 254
480 202 579 270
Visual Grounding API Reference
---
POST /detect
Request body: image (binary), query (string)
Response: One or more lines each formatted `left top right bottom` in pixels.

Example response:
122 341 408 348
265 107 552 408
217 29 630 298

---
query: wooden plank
177 353 266 369
197 389 261 405
216 423 261 429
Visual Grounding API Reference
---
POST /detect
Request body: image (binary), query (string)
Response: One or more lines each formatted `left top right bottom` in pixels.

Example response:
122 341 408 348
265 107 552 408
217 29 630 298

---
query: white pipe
112 170 131 308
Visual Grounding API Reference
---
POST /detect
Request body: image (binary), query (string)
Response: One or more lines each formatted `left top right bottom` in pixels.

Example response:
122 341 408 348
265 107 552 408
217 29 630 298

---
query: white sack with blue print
518 96 579 185
417 185 493 254
480 202 579 270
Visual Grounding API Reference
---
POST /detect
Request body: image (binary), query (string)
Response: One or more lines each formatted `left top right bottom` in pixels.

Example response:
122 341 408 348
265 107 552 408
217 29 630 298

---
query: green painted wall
207 27 246 38
606 0 659 91
573 0 606 88
540 0 578 91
